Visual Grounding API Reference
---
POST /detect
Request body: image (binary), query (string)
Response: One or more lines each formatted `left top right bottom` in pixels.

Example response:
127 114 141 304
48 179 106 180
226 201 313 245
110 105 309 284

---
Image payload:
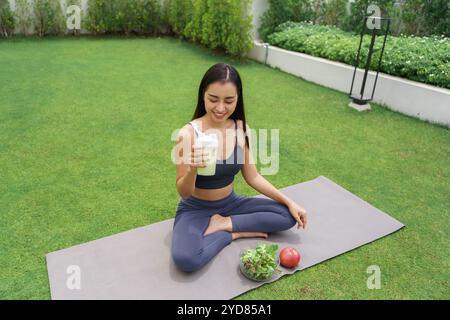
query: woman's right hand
188 145 210 171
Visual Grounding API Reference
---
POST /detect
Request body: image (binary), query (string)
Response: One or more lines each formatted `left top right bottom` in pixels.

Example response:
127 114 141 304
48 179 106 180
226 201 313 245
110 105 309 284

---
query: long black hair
192 63 249 149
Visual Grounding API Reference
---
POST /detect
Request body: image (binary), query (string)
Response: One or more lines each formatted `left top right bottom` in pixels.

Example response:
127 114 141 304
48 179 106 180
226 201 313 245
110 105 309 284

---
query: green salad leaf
240 244 281 281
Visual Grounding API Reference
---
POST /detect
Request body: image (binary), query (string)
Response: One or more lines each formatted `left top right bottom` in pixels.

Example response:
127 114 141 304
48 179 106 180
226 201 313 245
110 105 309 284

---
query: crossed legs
171 196 296 272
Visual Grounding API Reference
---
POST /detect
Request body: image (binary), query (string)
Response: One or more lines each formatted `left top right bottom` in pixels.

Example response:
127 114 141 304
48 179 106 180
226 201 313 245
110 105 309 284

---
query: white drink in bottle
195 133 218 176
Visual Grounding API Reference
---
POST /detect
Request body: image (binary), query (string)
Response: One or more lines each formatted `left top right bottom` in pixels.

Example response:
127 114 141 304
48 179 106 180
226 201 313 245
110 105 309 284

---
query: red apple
279 247 301 268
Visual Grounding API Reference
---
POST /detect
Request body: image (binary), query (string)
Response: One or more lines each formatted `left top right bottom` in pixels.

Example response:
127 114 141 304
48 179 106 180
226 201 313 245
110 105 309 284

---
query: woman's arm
175 126 197 199
246 174 294 207
176 167 197 200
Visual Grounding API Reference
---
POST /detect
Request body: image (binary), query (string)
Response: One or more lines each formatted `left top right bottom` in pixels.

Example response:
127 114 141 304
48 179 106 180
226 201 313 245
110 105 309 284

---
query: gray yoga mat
46 176 404 300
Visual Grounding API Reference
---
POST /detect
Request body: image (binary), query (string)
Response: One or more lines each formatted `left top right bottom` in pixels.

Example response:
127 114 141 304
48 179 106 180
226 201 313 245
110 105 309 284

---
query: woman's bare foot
231 232 268 241
203 214 232 236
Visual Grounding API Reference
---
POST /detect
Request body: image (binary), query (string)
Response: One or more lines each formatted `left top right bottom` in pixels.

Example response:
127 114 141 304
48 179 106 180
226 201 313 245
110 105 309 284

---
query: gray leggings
171 191 296 272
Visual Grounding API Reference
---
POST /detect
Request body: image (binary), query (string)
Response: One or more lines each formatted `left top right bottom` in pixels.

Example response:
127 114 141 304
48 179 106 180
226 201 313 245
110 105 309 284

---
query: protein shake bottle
190 122 218 176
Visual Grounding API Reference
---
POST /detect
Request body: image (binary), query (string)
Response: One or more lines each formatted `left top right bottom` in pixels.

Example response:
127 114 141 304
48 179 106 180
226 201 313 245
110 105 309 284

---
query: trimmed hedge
86 0 162 35
267 22 450 89
14 0 33 35
259 0 450 41
0 0 15 37
33 0 65 36
165 0 193 36
85 0 253 56
1 0 253 57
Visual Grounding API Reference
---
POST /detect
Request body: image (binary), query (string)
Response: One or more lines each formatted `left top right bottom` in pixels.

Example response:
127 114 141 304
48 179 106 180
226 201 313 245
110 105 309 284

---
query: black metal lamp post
349 15 391 111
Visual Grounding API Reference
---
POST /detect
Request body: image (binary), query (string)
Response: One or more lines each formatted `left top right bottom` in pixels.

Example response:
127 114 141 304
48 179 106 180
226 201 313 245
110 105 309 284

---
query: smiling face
204 81 238 124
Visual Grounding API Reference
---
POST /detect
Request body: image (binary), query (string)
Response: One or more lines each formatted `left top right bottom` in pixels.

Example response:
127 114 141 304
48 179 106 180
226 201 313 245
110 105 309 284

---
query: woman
172 63 307 272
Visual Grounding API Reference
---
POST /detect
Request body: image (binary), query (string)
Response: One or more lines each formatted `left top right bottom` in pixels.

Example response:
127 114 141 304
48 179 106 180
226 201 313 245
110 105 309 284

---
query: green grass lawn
0 36 449 299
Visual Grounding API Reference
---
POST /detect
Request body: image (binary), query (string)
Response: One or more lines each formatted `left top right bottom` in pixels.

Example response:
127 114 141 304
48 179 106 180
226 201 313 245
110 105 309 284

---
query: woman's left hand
287 201 308 229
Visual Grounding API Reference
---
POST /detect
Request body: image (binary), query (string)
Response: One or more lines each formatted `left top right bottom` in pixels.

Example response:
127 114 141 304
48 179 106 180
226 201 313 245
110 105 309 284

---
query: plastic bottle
190 122 218 176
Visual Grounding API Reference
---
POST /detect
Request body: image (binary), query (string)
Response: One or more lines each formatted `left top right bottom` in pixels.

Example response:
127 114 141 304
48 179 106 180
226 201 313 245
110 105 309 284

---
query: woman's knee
276 203 297 228
171 250 203 273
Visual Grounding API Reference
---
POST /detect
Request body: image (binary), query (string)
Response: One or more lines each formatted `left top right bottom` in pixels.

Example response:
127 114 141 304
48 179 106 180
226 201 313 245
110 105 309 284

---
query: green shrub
0 0 15 37
259 0 318 41
401 0 449 37
321 0 347 27
165 0 193 36
259 0 449 38
267 22 450 88
86 0 161 35
221 0 253 56
85 0 117 34
33 0 65 36
169 0 253 57
115 0 162 35
289 0 316 22
6 0 252 57
422 0 449 37
15 0 33 35
160 0 171 33
342 0 396 32
183 0 207 43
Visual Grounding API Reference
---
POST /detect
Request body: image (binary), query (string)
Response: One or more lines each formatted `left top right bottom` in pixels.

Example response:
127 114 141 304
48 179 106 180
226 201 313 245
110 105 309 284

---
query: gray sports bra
188 119 243 189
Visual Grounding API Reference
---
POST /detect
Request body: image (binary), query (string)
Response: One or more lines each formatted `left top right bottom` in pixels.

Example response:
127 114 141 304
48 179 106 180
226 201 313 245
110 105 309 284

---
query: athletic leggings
171 190 296 272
